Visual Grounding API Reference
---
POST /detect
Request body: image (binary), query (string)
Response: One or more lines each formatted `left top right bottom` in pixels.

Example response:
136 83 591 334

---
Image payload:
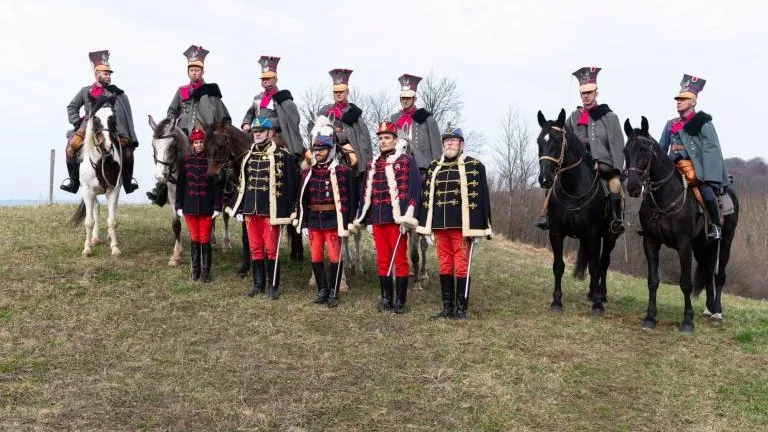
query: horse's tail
572 241 588 280
70 199 86 227
692 262 705 299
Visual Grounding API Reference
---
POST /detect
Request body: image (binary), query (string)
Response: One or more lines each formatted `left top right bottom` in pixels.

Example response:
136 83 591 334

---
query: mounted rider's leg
61 128 85 194
119 137 139 194
701 183 722 240
599 162 624 236
147 181 169 206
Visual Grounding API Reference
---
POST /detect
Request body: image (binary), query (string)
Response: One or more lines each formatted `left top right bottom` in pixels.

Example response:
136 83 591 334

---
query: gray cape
389 108 442 170
67 84 139 146
241 89 305 156
167 82 230 133
658 111 729 186
566 105 625 169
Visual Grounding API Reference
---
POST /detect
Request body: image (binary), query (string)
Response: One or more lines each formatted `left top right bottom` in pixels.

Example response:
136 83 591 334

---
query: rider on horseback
147 45 230 206
535 67 626 236
389 74 442 175
61 50 139 195
658 75 729 240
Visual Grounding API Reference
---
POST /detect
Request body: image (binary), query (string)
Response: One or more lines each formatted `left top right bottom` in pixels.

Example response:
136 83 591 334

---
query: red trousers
245 215 280 260
434 229 470 277
373 223 409 277
309 229 341 263
184 214 212 243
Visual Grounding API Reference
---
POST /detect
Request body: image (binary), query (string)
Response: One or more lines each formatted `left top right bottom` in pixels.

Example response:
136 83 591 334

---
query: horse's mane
564 124 591 164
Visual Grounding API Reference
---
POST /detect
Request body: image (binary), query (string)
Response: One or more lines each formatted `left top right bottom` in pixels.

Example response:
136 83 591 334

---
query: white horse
70 102 122 257
148 115 190 266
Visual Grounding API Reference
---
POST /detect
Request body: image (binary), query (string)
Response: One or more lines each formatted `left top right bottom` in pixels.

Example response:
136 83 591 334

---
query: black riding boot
201 242 212 283
393 277 409 314
266 259 280 300
189 241 201 281
146 182 168 207
246 260 265 297
431 275 455 319
236 221 250 278
312 262 329 304
609 193 625 235
378 276 393 311
455 277 470 319
60 160 81 194
704 198 722 240
290 230 304 262
327 261 342 308
121 149 139 194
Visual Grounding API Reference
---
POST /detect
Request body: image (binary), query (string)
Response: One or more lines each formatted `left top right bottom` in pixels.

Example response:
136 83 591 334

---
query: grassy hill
1 204 767 431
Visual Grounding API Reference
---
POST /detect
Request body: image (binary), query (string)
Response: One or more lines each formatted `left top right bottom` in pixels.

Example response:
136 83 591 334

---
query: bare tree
490 105 537 240
298 83 331 142
417 71 464 129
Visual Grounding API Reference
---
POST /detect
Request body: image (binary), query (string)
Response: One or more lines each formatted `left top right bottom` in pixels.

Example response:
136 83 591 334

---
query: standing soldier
389 74 442 173
295 132 357 307
535 66 625 236
147 45 230 206
658 74 729 239
351 121 421 314
241 55 309 262
61 50 140 195
417 126 492 319
225 118 297 300
175 129 222 283
315 69 373 212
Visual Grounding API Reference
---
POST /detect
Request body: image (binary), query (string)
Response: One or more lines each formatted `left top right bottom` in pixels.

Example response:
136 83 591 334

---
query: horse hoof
412 282 423 291
91 237 101 246
339 284 349 294
702 308 713 317
591 308 605 317
710 313 724 322
111 248 121 256
641 320 656 330
82 249 92 257
679 323 694 333
168 259 181 267
550 305 564 313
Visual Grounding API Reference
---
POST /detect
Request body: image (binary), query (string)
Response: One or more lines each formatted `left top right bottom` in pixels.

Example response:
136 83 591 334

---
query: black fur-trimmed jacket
175 151 222 215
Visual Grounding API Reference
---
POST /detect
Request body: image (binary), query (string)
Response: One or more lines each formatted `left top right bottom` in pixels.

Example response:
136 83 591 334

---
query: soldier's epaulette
273 89 293 104
192 83 222 101
341 104 363 125
588 104 612 121
105 84 124 95
413 108 432 124
683 111 712 135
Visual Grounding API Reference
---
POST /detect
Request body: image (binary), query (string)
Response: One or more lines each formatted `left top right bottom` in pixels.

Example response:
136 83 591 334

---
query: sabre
272 226 284 291
387 229 405 277
465 239 476 298
331 241 346 298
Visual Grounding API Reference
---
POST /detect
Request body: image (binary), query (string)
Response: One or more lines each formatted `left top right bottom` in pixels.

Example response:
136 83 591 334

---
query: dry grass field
1 204 767 431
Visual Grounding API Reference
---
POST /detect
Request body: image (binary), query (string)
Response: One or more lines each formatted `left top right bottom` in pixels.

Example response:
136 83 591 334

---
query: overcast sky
1 0 765 202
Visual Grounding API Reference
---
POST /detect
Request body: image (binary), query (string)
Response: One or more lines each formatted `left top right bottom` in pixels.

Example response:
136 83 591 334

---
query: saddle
674 159 734 218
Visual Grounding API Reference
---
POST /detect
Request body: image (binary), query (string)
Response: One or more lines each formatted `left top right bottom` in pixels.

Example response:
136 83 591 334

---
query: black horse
623 117 739 332
536 109 616 315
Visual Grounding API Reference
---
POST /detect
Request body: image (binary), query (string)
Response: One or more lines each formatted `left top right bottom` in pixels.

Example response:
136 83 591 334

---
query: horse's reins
541 126 601 211
153 132 179 184
628 135 688 216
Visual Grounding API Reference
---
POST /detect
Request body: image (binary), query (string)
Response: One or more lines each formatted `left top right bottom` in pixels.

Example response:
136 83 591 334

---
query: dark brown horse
624 117 739 332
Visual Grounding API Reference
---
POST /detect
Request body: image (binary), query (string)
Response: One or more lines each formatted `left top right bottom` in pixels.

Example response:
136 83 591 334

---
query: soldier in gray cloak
61 50 139 194
311 69 372 213
147 45 231 205
536 66 626 236
239 55 308 262
389 74 442 174
658 74 729 239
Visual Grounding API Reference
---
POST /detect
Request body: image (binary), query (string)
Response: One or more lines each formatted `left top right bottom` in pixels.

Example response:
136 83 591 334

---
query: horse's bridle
626 134 687 215
153 132 179 183
539 126 583 175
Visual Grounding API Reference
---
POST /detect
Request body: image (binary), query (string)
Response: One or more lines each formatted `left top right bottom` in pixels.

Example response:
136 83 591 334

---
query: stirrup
534 216 550 231
707 225 722 240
